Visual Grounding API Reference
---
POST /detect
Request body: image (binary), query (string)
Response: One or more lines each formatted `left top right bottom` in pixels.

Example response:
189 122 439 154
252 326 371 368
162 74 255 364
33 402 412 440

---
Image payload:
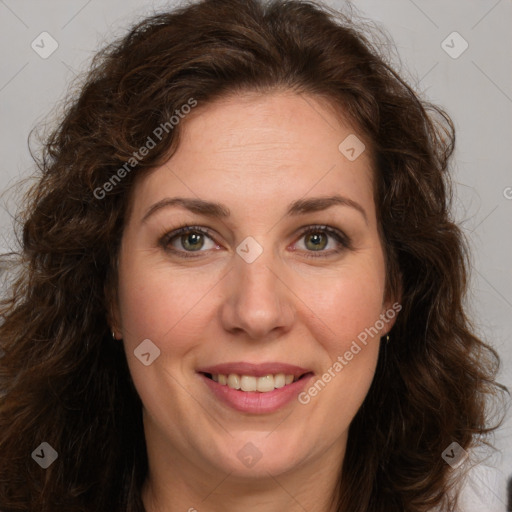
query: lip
198 371 315 414
196 362 311 378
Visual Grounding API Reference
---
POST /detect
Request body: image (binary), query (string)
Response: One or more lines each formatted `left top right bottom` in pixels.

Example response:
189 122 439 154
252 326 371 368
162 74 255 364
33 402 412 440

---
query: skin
111 90 398 512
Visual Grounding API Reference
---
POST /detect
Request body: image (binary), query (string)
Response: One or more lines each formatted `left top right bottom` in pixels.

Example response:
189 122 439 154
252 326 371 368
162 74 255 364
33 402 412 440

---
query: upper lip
196 362 313 378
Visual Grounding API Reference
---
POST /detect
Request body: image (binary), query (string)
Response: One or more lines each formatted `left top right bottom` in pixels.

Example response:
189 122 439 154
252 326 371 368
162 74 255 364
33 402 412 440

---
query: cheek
298 256 385 396
305 260 386 348
334 278 383 342
117 256 217 351
298 268 384 423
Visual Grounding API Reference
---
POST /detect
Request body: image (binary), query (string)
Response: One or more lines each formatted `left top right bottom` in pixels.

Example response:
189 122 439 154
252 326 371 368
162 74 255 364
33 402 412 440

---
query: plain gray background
1 0 511 510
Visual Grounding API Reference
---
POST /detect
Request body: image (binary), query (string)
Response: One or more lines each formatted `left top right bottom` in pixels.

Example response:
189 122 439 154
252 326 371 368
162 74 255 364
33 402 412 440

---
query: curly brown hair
0 0 507 511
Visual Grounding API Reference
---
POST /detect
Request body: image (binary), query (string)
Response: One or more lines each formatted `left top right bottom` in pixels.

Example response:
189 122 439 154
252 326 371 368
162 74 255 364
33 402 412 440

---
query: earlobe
382 274 403 335
108 303 122 339
380 299 402 336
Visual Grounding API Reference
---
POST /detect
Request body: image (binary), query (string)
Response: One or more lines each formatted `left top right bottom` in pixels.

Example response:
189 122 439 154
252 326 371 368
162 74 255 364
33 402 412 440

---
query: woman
0 0 506 510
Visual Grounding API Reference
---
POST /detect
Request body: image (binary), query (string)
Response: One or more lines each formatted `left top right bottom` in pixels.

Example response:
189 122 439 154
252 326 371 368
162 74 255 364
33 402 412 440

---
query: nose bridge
221 237 294 339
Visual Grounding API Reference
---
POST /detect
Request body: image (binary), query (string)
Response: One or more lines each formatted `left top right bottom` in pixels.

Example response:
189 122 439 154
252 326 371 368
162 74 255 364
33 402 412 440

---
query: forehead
127 91 376 225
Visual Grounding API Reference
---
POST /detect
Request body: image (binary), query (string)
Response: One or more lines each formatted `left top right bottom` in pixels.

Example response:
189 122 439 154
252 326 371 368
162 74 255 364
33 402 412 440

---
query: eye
159 226 219 258
293 225 352 258
159 224 352 259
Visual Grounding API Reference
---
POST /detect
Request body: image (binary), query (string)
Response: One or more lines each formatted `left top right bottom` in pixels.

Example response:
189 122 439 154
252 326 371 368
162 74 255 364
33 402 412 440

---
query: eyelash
158 224 352 260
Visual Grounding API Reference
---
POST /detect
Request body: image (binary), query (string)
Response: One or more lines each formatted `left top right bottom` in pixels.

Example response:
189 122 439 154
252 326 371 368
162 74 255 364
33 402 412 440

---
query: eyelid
158 225 217 254
296 225 352 252
158 224 352 258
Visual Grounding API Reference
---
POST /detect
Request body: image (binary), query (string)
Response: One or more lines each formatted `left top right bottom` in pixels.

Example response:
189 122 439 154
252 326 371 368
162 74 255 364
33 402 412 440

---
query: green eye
159 224 351 259
161 226 216 257
295 225 352 258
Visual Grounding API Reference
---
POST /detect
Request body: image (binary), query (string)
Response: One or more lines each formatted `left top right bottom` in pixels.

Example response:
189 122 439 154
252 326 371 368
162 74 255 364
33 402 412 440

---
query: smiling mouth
200 371 313 393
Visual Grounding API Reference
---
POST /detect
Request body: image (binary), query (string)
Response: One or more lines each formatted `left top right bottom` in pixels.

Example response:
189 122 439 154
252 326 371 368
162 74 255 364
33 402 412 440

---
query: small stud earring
112 331 117 340
386 334 390 343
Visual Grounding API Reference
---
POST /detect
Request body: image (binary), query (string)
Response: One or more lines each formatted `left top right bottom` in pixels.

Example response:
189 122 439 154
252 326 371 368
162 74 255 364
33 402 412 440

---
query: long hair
0 0 507 510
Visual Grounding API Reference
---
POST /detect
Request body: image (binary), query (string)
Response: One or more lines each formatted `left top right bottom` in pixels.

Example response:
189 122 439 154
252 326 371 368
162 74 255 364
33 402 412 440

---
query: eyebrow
141 194 368 224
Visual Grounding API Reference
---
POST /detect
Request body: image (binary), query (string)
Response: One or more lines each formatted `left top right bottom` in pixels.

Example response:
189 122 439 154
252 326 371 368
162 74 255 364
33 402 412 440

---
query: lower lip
199 373 315 414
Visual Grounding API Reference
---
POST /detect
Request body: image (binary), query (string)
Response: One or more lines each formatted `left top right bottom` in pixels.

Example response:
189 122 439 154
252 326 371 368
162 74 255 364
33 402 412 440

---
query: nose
220 246 295 341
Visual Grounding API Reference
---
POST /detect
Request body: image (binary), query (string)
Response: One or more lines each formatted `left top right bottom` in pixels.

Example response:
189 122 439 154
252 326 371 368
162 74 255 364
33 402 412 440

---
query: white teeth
274 374 286 388
241 375 257 392
227 374 240 390
210 372 301 392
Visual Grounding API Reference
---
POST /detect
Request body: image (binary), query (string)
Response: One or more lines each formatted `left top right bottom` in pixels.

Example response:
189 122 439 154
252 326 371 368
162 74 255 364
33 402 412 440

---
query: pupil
307 232 326 251
183 232 203 250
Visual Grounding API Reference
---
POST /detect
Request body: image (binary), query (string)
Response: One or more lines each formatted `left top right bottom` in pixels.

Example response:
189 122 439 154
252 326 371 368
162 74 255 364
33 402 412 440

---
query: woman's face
114 91 397 482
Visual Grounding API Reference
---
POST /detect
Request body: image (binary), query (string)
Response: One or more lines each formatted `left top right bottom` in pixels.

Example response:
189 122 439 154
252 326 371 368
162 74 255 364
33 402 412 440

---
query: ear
380 300 401 336
381 280 402 336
